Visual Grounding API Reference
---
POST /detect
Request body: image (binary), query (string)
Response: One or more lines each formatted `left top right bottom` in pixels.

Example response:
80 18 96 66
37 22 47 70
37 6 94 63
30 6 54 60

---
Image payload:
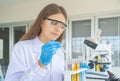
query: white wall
0 0 120 23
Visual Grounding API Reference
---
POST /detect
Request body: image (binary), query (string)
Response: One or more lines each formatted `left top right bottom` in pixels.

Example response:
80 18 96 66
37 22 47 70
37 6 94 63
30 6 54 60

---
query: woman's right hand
39 41 61 66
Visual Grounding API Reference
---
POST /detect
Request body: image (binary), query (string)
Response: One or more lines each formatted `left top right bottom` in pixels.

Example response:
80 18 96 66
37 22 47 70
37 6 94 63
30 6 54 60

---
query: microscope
84 39 111 79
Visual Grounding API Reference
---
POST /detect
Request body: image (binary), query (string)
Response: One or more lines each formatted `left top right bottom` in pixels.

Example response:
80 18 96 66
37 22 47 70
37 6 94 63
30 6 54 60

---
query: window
13 25 26 43
0 22 30 78
98 17 120 67
68 17 94 59
0 27 9 78
72 20 91 58
69 13 120 67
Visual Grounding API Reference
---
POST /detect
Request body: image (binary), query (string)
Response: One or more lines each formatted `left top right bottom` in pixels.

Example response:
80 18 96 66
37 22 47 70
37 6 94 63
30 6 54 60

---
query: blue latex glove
80 62 90 74
40 41 61 66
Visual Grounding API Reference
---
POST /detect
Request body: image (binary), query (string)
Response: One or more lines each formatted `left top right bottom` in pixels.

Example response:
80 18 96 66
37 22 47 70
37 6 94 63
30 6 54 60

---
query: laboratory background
0 0 120 81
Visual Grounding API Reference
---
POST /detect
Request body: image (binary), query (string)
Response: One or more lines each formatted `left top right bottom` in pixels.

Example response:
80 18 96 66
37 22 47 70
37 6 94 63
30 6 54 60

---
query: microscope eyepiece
84 40 97 49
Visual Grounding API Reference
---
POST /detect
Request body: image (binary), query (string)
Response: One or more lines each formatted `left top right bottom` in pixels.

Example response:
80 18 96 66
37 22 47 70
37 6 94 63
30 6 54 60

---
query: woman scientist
4 3 67 81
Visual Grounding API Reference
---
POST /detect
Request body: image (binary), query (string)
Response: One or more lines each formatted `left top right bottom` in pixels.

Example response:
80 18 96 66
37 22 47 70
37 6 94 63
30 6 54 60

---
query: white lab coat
4 36 64 81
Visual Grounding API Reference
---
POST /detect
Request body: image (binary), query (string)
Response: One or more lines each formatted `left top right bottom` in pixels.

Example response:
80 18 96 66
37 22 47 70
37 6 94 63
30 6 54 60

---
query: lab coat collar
33 36 44 53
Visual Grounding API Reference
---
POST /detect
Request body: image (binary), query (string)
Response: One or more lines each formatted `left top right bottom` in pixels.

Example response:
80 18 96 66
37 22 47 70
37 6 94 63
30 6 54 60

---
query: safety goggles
45 17 67 30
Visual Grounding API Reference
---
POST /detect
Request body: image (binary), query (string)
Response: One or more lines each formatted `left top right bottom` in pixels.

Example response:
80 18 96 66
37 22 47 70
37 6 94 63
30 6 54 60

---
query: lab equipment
40 41 61 66
107 71 120 81
64 58 88 81
84 39 111 80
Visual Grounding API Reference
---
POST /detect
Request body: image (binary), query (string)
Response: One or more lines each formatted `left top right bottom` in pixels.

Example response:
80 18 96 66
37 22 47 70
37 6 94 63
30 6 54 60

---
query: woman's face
39 13 66 43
